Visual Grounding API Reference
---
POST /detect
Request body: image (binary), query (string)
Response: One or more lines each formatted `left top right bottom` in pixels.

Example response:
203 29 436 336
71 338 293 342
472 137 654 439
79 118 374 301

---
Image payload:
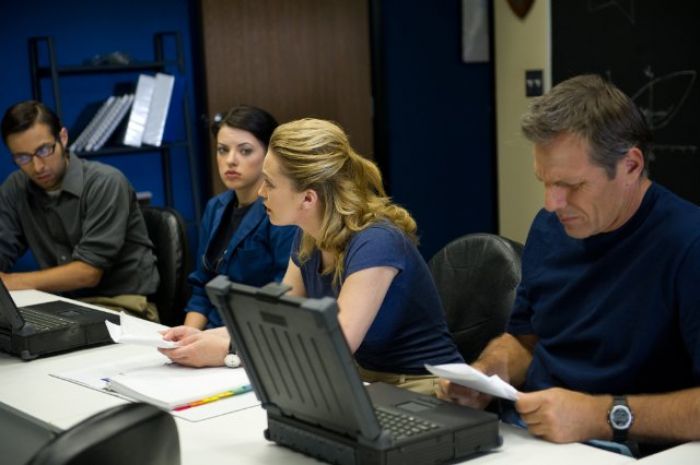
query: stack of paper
425 363 520 401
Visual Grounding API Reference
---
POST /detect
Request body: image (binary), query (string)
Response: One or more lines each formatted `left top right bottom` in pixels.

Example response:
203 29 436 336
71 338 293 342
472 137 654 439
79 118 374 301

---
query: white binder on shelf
142 73 175 147
84 94 127 152
123 74 155 147
70 96 116 153
90 94 134 151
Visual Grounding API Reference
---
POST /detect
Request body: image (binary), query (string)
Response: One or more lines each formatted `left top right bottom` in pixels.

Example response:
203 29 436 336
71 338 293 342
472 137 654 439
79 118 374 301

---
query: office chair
429 233 523 363
141 206 191 327
27 403 180 465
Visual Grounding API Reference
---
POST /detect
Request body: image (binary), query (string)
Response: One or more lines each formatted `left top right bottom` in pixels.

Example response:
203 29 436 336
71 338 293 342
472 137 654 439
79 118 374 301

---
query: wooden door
199 0 373 194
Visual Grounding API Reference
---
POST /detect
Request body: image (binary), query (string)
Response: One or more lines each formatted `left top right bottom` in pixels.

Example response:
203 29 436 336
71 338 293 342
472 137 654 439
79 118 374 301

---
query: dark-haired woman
183 105 296 330
160 106 295 368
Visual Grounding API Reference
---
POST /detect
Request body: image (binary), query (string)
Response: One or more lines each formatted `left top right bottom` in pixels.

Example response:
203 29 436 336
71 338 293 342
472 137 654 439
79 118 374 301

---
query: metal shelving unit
28 32 201 223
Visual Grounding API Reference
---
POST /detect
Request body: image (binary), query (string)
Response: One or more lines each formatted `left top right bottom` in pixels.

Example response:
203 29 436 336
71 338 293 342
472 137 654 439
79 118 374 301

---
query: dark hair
520 74 652 178
210 105 278 149
1 100 62 146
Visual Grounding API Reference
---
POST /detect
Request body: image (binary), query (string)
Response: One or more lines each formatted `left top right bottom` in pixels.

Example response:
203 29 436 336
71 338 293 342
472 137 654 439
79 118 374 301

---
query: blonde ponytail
269 118 417 286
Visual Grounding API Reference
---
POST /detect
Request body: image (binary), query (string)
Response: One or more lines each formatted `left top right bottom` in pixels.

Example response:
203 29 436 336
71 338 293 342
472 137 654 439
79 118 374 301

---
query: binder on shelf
161 75 185 143
142 73 175 147
123 74 155 147
84 94 131 152
83 96 122 152
70 96 116 153
90 94 134 151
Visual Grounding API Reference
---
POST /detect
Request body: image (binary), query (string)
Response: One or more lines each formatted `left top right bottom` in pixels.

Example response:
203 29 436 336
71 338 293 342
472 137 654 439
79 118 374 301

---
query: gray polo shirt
0 153 159 298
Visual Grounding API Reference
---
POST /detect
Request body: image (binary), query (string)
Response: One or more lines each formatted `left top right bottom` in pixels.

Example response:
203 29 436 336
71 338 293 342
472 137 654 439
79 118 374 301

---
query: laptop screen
207 276 382 441
0 280 25 331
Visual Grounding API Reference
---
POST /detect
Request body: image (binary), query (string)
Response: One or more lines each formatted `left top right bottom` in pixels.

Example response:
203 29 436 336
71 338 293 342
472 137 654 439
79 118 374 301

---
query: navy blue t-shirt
509 183 700 394
291 223 463 374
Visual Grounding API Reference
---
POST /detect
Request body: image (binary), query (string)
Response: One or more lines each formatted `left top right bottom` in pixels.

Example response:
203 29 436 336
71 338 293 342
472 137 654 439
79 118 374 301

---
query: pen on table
172 384 253 411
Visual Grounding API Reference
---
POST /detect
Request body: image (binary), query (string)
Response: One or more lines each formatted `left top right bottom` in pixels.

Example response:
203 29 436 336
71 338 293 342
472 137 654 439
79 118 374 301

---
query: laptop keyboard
374 408 440 440
20 307 73 331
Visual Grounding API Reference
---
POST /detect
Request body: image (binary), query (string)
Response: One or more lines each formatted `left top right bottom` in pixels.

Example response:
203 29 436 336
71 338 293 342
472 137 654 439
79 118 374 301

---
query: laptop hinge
256 282 292 301
262 402 282 417
15 324 37 337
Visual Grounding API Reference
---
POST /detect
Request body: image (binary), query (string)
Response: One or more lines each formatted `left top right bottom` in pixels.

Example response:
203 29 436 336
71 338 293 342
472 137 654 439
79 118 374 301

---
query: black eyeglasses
13 141 58 166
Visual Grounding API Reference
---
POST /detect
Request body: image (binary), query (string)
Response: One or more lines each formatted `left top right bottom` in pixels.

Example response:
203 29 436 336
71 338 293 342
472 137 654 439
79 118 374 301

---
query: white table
0 290 692 464
636 442 700 465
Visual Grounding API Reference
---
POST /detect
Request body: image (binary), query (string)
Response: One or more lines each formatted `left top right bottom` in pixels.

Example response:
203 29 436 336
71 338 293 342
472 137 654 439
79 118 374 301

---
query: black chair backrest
141 206 190 326
429 233 523 363
28 403 180 465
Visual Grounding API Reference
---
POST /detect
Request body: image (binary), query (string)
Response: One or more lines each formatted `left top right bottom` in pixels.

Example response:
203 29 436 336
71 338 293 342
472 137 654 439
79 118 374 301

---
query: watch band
608 395 633 443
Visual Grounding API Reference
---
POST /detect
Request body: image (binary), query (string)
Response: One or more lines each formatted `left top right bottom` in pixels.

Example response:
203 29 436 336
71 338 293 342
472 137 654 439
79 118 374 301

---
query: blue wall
1 0 497 267
0 0 205 270
375 0 496 260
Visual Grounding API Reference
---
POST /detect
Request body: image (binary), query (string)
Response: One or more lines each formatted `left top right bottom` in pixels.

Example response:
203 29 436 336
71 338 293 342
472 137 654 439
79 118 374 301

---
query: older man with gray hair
439 74 700 456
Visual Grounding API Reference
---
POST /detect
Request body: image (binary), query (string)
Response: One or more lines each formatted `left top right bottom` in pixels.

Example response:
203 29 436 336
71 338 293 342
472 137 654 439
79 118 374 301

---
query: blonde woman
259 118 463 394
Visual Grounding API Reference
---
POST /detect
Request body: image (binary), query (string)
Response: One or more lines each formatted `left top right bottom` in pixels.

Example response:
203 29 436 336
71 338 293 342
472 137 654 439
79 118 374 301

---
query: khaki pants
356 366 439 397
78 295 159 323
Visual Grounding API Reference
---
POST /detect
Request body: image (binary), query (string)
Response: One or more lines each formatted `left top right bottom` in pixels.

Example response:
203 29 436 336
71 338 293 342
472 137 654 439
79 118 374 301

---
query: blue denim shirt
186 191 296 327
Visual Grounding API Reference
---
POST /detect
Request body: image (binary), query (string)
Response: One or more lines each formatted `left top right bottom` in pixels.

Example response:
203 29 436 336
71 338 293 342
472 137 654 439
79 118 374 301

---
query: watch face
610 405 632 429
224 353 241 368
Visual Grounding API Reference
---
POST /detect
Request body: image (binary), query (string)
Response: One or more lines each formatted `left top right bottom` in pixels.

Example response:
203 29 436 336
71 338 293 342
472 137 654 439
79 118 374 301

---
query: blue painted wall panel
377 0 496 260
0 0 204 271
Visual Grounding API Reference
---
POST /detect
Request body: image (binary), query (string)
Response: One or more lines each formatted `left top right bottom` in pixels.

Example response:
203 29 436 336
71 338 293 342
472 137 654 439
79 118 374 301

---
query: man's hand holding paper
428 363 520 409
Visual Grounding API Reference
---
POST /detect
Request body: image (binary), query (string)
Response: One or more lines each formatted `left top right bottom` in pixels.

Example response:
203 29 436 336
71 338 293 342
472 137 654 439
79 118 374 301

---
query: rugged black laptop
207 276 501 465
0 281 118 360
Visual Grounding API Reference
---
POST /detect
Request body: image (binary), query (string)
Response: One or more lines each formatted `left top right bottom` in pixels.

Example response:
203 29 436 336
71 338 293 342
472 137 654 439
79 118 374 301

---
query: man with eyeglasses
0 100 160 321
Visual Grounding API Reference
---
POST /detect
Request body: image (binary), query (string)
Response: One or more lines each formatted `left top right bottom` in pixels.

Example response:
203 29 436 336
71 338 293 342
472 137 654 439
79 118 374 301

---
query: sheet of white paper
426 363 520 401
106 312 179 348
52 352 171 391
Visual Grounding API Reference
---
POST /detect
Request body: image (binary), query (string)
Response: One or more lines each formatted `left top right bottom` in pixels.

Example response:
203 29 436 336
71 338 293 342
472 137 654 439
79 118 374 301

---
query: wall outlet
525 69 544 97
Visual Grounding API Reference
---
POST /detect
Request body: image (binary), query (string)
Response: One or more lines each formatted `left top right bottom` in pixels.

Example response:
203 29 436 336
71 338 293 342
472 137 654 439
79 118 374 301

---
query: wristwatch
607 395 633 442
223 341 241 368
224 352 241 368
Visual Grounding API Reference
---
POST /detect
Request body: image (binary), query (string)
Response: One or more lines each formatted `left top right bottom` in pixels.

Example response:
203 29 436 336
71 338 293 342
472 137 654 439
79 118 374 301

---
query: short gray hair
521 74 651 178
